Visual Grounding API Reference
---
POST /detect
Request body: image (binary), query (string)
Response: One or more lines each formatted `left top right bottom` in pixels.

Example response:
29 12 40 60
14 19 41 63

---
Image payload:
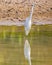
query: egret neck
30 3 34 20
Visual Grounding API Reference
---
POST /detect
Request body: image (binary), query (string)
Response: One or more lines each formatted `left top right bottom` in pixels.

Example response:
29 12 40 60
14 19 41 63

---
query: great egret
24 39 31 65
24 3 34 35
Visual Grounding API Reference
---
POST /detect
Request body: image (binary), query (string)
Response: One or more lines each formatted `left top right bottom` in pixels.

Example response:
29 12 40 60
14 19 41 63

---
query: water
0 25 52 65
24 39 31 65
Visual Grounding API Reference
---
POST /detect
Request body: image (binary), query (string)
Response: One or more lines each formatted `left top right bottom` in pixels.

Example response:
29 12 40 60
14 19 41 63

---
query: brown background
0 0 52 22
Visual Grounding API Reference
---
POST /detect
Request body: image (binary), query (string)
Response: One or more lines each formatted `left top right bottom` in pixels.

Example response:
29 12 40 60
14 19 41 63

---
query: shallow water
0 25 52 65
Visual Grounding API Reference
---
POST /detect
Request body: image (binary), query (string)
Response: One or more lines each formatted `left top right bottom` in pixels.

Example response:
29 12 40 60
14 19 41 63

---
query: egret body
24 3 34 35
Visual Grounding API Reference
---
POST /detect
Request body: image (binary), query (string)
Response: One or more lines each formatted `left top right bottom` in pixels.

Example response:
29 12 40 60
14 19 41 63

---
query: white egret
24 3 34 35
24 39 31 65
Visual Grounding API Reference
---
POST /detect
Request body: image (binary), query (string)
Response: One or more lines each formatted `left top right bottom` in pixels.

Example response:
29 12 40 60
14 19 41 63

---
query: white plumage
24 3 34 35
24 39 31 65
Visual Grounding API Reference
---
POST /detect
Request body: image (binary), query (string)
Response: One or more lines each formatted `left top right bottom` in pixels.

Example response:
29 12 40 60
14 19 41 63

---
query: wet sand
0 19 52 26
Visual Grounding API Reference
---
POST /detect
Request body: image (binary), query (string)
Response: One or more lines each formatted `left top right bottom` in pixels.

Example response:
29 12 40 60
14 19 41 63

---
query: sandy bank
0 0 52 22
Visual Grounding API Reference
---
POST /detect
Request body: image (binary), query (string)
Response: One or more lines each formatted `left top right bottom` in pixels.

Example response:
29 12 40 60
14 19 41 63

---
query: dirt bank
0 0 52 22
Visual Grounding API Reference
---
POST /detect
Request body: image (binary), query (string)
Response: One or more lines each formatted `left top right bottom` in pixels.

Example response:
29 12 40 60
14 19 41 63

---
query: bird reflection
24 39 31 65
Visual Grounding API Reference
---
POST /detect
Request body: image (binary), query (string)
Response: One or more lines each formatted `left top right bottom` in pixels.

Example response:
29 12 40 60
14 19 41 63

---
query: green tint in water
0 25 52 65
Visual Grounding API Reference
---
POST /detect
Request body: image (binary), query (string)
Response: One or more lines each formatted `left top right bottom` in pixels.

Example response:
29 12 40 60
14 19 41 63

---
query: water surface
0 25 52 65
